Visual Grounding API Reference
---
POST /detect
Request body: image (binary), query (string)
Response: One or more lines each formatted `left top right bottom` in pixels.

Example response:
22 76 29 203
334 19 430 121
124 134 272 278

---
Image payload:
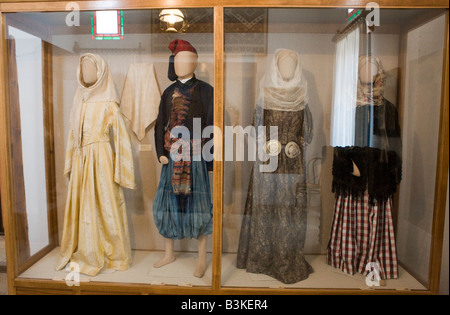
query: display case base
16 247 426 292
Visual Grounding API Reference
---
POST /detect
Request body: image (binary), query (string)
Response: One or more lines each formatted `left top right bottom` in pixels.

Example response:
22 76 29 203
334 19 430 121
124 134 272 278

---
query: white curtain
330 27 360 147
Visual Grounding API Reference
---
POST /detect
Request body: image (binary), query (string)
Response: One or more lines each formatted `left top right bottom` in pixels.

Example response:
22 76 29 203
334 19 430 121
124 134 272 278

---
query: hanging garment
57 53 136 277
120 63 161 141
236 49 314 284
153 76 213 240
327 54 402 280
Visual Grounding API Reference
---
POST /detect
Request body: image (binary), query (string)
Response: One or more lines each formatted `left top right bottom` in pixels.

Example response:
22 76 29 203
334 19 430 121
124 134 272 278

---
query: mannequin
237 49 314 284
57 53 136 276
159 51 198 165
359 57 379 85
328 54 401 280
175 51 199 81
350 57 379 177
153 40 213 279
81 58 97 87
277 50 297 81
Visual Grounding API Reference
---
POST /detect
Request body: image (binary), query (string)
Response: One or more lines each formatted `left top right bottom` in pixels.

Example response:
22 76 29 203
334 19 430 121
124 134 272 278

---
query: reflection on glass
9 26 49 256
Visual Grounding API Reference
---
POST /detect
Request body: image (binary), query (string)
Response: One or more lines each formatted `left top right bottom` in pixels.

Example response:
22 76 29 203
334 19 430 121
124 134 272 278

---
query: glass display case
0 0 448 295
221 6 448 292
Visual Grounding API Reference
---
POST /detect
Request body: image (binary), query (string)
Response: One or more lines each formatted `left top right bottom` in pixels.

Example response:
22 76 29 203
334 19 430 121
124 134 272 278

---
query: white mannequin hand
159 156 169 164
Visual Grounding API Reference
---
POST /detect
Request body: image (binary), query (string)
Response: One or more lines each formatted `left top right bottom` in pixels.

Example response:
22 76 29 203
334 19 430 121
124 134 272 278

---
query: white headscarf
70 53 120 146
356 54 386 107
258 49 308 111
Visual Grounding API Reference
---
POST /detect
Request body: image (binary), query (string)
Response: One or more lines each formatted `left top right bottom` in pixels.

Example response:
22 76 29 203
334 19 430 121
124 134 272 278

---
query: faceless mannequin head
174 51 198 80
359 58 379 84
81 58 97 87
277 51 297 81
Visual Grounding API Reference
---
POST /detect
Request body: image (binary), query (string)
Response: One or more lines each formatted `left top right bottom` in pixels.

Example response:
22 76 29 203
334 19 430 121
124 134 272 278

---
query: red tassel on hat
168 39 198 56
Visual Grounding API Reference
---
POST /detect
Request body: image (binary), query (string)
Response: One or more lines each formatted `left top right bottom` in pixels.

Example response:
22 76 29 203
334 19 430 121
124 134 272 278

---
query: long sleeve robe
57 101 136 276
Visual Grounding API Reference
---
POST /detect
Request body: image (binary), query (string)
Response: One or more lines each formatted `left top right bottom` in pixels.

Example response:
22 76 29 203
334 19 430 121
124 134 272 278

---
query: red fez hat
168 39 197 56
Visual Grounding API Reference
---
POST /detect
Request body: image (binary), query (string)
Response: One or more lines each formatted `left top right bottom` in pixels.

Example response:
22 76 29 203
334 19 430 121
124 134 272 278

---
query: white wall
9 26 49 255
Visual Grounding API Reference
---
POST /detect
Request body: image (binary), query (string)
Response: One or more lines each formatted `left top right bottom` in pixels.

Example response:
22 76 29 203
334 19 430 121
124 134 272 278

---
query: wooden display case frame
0 0 448 295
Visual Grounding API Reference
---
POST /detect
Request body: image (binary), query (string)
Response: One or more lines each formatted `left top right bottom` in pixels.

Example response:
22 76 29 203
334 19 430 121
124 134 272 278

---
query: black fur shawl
332 146 402 204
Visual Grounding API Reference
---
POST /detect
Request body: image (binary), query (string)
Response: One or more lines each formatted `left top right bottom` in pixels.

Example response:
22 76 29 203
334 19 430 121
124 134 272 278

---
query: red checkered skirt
327 193 398 279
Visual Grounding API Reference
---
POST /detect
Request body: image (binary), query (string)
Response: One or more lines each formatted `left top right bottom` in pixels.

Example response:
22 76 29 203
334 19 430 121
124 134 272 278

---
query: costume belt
78 140 110 148
266 140 301 159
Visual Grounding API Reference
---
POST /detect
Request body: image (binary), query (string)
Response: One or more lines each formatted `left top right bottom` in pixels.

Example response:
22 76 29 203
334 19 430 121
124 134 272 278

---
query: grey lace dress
236 105 314 284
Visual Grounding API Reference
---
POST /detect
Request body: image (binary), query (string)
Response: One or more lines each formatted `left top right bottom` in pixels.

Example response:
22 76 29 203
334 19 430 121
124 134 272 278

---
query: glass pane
6 24 50 265
223 7 446 290
396 13 447 286
5 8 214 287
10 26 50 256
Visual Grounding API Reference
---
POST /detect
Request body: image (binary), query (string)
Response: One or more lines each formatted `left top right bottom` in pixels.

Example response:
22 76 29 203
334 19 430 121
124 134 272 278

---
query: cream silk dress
57 54 136 276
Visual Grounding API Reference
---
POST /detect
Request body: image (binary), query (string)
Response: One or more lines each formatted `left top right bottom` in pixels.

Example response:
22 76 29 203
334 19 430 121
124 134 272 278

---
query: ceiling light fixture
159 9 186 33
